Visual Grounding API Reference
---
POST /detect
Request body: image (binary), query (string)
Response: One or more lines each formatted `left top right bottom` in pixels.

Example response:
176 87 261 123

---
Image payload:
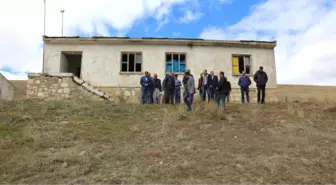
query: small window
165 53 186 73
232 55 251 75
121 52 142 73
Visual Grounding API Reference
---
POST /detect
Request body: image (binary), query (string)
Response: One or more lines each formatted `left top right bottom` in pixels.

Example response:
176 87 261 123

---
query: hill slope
0 99 335 184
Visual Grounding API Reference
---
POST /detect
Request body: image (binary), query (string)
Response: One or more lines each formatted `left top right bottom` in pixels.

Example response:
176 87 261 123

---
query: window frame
120 51 143 74
165 52 187 74
231 54 252 76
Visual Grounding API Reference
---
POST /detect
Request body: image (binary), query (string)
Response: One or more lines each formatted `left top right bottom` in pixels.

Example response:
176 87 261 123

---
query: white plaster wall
0 73 15 101
60 52 68 72
44 43 277 88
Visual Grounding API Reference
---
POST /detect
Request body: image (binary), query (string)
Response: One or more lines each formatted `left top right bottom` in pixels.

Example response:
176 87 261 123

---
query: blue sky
0 0 335 85
82 0 260 38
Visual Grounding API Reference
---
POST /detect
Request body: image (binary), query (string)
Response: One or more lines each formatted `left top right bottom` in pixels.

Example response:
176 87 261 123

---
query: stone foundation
100 87 279 103
26 73 278 103
26 73 110 101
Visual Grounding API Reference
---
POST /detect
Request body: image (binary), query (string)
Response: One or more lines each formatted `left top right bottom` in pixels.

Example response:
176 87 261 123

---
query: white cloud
200 0 336 85
0 0 191 80
178 10 203 23
218 0 232 3
172 32 181 37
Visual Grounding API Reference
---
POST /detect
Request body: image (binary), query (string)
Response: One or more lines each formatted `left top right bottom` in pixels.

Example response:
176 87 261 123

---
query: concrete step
72 76 111 101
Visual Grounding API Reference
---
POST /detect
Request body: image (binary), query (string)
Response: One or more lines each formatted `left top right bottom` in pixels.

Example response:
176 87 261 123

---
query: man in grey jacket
183 71 195 112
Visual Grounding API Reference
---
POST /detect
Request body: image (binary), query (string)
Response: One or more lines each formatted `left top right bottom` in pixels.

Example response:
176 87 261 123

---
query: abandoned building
0 73 15 101
27 36 278 102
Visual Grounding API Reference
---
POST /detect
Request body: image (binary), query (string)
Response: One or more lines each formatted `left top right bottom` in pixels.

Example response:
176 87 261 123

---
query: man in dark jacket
197 73 203 98
182 69 191 87
207 71 219 102
152 73 162 104
227 80 231 103
238 71 252 103
253 66 268 104
162 72 175 104
182 69 192 96
216 71 230 109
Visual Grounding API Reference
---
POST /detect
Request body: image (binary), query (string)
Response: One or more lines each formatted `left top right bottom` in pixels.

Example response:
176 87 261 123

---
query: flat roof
43 36 277 49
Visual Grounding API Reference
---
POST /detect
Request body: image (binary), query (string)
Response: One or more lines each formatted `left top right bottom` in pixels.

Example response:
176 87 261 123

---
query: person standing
227 80 231 103
174 74 182 104
183 71 195 112
152 73 162 104
201 69 209 101
207 71 218 102
238 71 252 103
182 69 191 87
140 71 151 104
182 69 191 99
147 72 154 104
197 73 203 98
216 71 230 109
253 66 268 104
162 72 175 104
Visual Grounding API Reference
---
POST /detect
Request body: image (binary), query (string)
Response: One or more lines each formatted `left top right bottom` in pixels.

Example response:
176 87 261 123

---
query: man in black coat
253 66 268 104
216 71 230 109
162 72 175 104
227 80 231 103
207 71 218 102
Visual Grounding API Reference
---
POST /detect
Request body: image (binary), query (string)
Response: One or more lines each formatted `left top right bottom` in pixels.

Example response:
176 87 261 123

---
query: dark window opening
60 51 82 77
238 56 245 74
121 63 127 72
121 52 142 72
122 54 128 62
232 55 251 75
165 53 186 73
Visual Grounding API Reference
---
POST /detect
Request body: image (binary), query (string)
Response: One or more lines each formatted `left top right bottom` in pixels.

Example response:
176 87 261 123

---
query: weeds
0 97 335 184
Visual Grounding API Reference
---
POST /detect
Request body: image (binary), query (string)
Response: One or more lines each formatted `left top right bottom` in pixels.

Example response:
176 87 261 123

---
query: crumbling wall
26 73 111 101
0 73 15 101
27 73 77 100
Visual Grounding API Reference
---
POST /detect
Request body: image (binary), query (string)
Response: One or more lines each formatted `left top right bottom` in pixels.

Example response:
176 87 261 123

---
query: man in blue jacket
140 71 151 104
238 71 252 103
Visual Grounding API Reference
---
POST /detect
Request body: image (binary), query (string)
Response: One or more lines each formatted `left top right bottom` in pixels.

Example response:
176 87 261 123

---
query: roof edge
42 36 277 49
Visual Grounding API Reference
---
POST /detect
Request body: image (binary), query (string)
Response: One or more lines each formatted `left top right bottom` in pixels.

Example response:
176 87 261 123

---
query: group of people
139 66 268 111
139 70 195 111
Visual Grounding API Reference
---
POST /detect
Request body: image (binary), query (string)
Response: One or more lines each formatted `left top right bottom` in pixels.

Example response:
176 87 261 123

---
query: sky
0 0 335 85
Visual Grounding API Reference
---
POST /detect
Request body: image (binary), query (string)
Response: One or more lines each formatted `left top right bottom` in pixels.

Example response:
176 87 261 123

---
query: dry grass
0 96 336 184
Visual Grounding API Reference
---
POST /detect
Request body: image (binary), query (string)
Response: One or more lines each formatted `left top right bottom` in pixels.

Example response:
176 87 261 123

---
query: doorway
60 51 82 77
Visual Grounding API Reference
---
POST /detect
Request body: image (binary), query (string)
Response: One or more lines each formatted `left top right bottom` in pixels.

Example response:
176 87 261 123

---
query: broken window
165 53 186 73
232 55 251 75
121 52 142 72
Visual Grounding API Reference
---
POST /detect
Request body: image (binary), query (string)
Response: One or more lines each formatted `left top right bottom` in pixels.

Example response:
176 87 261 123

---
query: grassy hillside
0 99 335 184
277 84 336 102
